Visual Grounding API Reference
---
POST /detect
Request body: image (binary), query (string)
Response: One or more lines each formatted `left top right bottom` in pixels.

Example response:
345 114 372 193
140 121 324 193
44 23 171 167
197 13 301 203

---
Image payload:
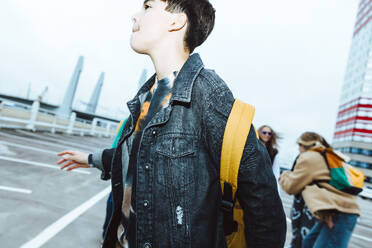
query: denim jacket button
145 164 150 170
143 200 150 208
143 242 152 248
152 130 156 136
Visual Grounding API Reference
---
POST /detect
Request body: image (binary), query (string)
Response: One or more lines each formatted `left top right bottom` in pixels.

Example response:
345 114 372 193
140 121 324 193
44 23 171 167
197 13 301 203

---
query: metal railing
0 97 119 137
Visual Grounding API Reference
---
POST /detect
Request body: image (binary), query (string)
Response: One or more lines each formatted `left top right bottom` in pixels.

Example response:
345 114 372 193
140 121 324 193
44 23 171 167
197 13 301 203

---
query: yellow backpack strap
220 99 255 199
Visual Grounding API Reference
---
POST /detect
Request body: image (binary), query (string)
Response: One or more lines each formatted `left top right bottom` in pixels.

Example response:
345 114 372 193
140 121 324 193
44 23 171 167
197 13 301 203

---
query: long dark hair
258 125 280 163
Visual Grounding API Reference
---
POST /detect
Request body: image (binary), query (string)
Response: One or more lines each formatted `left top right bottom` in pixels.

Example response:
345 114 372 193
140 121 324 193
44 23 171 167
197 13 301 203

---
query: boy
58 1 286 247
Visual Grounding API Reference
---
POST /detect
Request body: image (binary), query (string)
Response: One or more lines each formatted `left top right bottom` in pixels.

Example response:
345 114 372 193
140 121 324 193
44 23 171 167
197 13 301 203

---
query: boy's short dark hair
162 0 215 53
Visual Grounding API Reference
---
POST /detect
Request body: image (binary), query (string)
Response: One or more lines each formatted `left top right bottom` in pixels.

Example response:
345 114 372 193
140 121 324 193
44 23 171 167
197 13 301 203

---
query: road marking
0 143 16 156
0 132 92 153
355 223 372 232
0 156 91 175
44 132 109 146
20 186 111 248
351 233 372 242
285 217 372 243
352 233 372 243
0 140 57 155
16 130 96 151
0 185 32 194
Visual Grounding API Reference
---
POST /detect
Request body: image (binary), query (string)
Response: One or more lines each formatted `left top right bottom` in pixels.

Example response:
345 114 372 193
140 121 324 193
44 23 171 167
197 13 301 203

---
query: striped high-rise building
333 0 372 183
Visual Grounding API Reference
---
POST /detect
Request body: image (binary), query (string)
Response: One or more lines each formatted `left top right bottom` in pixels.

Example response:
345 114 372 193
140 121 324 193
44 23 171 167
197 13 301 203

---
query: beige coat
279 150 360 220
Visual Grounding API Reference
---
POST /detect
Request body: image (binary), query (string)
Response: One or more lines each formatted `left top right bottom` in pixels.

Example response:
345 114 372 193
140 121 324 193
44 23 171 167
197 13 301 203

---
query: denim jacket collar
126 74 156 125
171 53 204 103
125 54 204 130
129 53 204 107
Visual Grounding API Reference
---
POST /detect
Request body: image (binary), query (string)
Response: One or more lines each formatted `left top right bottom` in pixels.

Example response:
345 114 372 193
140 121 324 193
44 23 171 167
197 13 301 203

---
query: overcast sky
0 0 359 166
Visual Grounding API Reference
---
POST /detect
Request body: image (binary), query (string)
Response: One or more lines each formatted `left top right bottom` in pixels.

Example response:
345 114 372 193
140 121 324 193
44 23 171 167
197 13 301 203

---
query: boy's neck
150 49 190 80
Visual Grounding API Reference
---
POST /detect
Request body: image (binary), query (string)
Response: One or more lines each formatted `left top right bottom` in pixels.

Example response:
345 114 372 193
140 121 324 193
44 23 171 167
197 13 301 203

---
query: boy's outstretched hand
57 151 90 171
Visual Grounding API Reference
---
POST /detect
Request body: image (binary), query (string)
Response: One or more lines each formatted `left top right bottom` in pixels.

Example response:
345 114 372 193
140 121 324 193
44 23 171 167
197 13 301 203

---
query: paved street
0 129 112 248
0 128 371 248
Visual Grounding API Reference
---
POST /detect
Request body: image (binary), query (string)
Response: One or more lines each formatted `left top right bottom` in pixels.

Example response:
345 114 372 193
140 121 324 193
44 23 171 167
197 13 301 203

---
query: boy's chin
130 43 149 55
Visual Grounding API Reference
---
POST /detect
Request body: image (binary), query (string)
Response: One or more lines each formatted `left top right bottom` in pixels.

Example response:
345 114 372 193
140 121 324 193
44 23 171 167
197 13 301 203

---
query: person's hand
324 214 334 229
57 151 89 171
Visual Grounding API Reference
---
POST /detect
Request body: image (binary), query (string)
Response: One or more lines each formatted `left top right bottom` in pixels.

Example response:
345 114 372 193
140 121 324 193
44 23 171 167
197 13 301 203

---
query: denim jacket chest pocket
155 134 197 193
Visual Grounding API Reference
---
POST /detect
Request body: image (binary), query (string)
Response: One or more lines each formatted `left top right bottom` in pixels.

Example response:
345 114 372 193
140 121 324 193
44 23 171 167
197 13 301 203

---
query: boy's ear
169 12 187 32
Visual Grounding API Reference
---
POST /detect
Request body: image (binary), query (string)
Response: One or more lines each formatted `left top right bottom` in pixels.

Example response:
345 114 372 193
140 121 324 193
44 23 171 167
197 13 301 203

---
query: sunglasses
261 131 272 136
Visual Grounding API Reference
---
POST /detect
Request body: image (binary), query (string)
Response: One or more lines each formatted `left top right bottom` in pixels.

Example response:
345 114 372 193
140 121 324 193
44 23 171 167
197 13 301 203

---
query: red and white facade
334 97 372 143
333 0 372 182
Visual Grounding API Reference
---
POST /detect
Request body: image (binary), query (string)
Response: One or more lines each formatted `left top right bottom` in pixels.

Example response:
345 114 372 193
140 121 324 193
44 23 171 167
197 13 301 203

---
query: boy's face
131 0 173 54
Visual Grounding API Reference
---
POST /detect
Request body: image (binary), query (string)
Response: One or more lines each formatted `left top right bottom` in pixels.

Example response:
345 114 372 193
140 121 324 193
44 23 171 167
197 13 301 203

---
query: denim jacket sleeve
236 128 287 247
91 148 115 180
203 85 286 248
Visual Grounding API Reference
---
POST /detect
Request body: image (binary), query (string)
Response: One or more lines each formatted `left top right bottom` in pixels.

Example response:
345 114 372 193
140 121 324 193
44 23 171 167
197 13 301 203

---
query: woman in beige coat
279 132 360 248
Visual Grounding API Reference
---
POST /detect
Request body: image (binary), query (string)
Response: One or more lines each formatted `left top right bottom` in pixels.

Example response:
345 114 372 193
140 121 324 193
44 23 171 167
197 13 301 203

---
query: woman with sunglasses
258 125 280 180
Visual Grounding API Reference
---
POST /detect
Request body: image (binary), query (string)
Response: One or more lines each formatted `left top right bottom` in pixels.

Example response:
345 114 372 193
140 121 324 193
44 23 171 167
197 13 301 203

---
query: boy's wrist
88 154 94 168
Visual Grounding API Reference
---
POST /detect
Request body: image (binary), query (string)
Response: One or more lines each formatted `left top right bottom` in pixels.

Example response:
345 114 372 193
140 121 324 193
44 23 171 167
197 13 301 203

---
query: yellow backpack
220 99 257 248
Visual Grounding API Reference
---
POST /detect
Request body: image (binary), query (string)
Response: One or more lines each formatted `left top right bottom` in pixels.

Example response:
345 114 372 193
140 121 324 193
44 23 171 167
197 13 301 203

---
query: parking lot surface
0 129 371 248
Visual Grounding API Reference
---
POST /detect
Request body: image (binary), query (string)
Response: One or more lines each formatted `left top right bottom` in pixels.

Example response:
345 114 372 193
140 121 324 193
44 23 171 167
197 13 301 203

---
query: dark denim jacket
98 54 286 248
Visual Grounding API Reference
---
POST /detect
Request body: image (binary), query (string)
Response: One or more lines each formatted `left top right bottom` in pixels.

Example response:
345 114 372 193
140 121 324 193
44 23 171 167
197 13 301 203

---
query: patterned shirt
118 72 177 247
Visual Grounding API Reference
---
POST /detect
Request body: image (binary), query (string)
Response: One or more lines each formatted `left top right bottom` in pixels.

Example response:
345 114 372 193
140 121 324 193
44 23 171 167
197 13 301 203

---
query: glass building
333 0 372 183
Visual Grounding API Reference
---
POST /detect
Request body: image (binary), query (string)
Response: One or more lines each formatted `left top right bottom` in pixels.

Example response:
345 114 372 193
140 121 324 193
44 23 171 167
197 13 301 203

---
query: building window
349 160 372 169
365 176 372 183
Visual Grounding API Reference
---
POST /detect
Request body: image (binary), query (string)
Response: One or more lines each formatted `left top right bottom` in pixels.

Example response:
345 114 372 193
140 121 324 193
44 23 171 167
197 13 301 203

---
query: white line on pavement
0 132 91 153
0 185 32 194
20 186 111 248
355 223 372 232
0 156 91 175
44 133 106 147
352 233 372 243
0 141 57 155
16 130 96 151
285 217 372 243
